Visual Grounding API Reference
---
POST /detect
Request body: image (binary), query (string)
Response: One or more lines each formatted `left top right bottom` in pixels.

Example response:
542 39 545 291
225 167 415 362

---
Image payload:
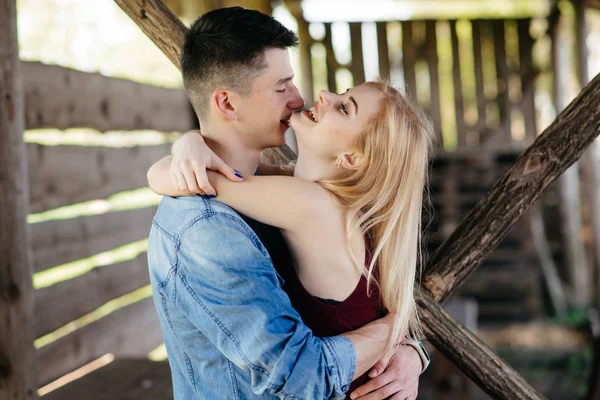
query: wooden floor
42 359 173 400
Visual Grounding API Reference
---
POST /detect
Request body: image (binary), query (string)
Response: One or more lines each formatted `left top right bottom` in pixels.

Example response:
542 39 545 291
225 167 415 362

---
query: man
147 7 426 399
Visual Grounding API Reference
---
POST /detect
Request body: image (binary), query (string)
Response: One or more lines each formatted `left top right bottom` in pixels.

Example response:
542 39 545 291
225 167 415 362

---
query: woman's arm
147 155 332 232
147 155 197 196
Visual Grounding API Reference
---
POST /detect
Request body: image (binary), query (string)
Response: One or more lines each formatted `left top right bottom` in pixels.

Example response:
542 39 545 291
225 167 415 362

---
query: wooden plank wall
306 18 538 152
24 62 194 386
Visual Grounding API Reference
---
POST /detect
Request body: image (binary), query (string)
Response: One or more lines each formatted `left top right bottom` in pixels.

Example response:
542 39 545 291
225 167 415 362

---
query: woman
148 80 435 396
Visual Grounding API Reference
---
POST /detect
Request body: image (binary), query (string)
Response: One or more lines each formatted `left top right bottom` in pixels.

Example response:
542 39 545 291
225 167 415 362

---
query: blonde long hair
319 80 435 346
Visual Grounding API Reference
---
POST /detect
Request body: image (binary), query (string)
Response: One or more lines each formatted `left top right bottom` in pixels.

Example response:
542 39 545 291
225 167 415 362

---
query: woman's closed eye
340 103 349 115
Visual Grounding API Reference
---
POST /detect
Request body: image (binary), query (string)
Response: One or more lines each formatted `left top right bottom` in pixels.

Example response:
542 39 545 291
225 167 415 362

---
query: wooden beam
27 144 170 213
37 298 163 385
35 254 151 338
285 0 314 105
31 207 157 273
349 23 365 85
517 19 537 142
471 20 488 137
417 289 544 399
574 0 600 309
376 22 390 80
423 71 600 303
492 20 511 145
114 0 186 69
425 20 443 148
450 20 466 148
323 23 337 92
23 62 195 132
0 1 37 399
401 21 417 100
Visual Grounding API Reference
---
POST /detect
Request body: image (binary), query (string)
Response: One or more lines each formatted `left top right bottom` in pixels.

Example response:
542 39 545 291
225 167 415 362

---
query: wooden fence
23 61 196 386
3 3 596 398
296 18 539 152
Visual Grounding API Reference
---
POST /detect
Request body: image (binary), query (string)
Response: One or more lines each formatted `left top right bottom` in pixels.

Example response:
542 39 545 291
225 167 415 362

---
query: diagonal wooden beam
114 1 595 398
423 72 600 303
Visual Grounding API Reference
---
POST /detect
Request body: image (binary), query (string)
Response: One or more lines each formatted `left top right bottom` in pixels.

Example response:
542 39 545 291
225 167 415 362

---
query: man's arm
171 213 393 398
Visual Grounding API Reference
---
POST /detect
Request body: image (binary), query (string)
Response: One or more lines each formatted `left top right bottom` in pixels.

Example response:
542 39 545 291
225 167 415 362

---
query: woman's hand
349 344 421 400
170 130 242 196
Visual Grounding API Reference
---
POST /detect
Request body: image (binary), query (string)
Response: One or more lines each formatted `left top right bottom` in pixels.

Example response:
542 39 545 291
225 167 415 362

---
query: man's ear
338 152 364 170
212 89 238 121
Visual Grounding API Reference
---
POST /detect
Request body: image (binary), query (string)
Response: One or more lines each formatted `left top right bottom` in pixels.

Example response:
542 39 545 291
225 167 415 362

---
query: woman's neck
293 155 340 182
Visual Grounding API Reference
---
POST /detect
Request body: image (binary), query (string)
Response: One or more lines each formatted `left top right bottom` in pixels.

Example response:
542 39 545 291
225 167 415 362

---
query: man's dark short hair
181 7 299 120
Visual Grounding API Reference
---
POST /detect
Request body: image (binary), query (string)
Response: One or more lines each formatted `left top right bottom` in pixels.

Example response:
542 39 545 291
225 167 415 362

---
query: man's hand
170 130 242 196
350 344 422 400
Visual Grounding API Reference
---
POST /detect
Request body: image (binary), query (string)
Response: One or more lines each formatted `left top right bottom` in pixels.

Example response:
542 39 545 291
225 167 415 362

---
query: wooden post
0 1 37 399
550 10 590 307
115 1 600 398
285 0 314 105
574 0 600 309
425 20 443 148
449 20 466 148
424 70 600 303
349 23 365 86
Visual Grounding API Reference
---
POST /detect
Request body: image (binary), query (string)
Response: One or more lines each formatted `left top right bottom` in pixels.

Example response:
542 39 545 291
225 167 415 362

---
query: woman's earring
335 158 341 168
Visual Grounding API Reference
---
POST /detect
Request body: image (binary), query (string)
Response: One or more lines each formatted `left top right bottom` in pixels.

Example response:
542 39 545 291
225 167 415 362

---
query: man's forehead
260 49 294 80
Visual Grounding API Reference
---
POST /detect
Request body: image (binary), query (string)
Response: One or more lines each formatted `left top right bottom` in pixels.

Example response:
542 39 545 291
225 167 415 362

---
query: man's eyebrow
349 96 358 114
276 76 294 85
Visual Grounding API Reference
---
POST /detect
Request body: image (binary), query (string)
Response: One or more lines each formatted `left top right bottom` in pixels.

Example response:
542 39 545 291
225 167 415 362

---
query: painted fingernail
235 172 243 179
208 194 216 198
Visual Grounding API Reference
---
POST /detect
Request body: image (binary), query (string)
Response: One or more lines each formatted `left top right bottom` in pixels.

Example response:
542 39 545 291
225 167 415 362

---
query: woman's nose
318 90 335 107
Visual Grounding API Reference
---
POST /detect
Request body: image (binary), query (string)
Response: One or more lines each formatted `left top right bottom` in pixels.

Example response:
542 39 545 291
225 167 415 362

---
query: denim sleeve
174 213 356 399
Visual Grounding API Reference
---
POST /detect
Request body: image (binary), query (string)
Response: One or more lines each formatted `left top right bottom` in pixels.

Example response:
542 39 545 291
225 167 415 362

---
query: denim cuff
321 336 356 394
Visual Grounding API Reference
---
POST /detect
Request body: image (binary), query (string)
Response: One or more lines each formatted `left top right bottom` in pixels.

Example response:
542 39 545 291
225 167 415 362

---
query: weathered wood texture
35 253 151 338
417 289 544 400
23 62 194 132
42 359 173 400
31 207 156 273
424 71 600 303
37 298 162 385
114 0 186 68
0 1 37 399
114 0 289 165
27 144 169 213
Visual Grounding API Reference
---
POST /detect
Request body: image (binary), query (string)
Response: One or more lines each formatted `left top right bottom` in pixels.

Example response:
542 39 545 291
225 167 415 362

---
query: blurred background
14 0 600 399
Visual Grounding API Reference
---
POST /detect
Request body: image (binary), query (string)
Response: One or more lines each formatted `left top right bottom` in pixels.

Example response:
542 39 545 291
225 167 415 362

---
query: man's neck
200 127 262 176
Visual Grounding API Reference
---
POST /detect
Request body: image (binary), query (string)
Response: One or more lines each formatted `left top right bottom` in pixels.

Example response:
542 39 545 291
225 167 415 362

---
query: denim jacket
148 195 356 399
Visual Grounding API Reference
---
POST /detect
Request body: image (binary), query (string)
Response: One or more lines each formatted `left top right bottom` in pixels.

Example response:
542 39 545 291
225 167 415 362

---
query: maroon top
277 249 386 398
238 214 385 398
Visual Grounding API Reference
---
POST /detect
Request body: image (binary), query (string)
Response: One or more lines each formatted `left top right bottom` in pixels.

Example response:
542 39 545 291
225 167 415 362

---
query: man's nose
288 84 304 110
